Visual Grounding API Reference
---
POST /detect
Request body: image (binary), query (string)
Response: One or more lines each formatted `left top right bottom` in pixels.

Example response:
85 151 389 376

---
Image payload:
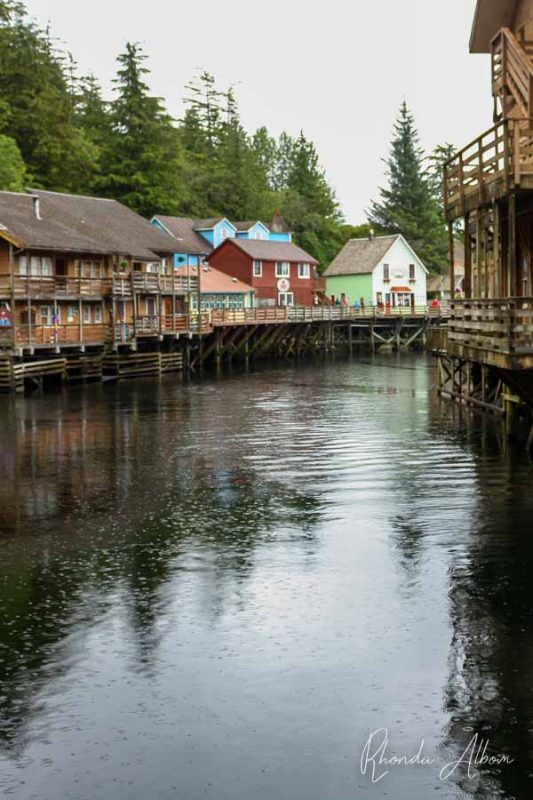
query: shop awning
391 286 412 293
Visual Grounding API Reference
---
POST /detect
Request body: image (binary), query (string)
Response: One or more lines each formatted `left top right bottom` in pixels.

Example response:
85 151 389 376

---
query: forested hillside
0 0 449 271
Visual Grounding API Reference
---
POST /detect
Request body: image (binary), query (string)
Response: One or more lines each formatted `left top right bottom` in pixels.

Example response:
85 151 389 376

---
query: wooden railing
210 305 447 326
491 28 533 120
444 118 533 218
0 275 107 298
14 324 107 347
449 298 533 355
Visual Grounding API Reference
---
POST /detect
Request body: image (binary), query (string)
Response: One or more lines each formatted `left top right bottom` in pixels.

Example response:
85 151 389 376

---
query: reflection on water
0 355 532 799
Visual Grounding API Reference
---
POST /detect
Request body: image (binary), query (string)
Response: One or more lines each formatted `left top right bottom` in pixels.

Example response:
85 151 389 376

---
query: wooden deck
444 118 533 221
447 298 533 369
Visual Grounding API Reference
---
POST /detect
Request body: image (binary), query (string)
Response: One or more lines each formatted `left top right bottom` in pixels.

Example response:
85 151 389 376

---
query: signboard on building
277 278 290 292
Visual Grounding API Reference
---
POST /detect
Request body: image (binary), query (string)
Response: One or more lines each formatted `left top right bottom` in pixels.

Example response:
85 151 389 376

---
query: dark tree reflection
0 381 324 755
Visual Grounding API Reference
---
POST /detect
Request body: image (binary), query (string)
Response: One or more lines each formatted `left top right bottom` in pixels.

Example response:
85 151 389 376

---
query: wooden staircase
492 28 533 121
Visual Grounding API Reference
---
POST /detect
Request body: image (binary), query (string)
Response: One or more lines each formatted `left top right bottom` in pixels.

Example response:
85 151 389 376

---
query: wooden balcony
0 275 107 299
444 119 533 221
12 323 107 348
447 298 533 369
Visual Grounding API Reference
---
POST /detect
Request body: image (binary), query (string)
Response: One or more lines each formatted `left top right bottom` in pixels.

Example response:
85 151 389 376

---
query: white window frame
278 292 294 307
276 262 290 278
19 256 28 276
253 260 263 277
298 263 310 279
40 305 52 325
94 306 103 324
67 304 78 323
82 304 91 324
42 257 53 277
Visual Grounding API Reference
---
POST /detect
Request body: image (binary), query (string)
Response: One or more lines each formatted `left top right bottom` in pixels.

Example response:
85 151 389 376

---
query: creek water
1 354 532 799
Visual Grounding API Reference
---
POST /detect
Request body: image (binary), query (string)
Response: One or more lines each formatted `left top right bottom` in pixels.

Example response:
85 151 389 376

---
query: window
20 308 36 325
146 262 160 274
41 305 52 325
80 260 102 278
383 264 390 282
276 262 290 278
253 260 263 277
94 306 103 324
82 305 91 324
409 263 416 281
220 227 229 240
146 298 157 317
67 305 78 323
278 292 294 307
298 263 310 279
26 256 53 277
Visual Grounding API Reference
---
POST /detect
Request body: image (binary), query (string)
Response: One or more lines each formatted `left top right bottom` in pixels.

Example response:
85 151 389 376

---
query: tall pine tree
99 42 185 216
368 102 448 273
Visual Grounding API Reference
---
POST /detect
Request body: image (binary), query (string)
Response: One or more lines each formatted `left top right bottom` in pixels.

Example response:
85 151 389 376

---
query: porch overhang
470 0 516 53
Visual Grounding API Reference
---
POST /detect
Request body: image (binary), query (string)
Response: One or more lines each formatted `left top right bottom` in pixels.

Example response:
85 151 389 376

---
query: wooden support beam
464 213 472 298
508 192 517 297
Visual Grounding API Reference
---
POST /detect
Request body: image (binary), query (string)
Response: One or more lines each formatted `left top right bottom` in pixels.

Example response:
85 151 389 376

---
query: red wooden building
208 238 319 307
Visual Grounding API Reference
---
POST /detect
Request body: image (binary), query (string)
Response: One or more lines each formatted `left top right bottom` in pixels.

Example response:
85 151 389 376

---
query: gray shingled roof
193 218 226 230
233 220 262 232
153 216 213 255
323 235 399 277
0 190 178 260
221 238 318 264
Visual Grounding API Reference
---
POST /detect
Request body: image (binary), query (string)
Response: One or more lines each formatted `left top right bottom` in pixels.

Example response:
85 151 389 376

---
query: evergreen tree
0 134 25 189
368 102 448 273
0 5 98 191
99 42 185 215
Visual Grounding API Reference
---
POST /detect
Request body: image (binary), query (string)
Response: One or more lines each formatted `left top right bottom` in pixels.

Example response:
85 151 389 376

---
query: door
56 259 67 292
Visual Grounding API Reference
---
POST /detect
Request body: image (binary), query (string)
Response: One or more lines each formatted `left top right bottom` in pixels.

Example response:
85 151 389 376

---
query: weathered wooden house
208 238 319 307
442 0 533 413
324 235 428 308
0 190 192 356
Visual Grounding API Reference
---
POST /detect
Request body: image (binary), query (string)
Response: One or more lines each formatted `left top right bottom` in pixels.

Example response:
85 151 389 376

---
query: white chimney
32 196 41 220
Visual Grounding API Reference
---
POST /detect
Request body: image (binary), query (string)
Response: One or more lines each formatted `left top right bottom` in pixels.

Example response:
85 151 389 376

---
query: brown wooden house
0 190 192 354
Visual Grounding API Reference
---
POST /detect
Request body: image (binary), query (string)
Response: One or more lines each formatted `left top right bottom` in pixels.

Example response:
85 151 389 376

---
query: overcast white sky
25 0 488 222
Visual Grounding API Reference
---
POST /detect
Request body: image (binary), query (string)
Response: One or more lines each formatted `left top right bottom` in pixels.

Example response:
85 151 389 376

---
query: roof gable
233 220 270 235
193 217 236 233
323 236 398 277
152 215 213 255
212 237 318 264
324 234 428 277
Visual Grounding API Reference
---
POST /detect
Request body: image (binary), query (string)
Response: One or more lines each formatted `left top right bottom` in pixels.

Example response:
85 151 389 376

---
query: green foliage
0 8 347 266
0 133 25 189
96 42 186 216
368 102 449 273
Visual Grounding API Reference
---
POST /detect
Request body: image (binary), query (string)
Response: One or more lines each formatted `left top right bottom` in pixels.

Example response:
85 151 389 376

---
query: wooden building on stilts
440 0 533 435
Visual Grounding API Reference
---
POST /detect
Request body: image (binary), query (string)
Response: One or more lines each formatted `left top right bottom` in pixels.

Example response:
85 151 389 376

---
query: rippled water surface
1 354 533 800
